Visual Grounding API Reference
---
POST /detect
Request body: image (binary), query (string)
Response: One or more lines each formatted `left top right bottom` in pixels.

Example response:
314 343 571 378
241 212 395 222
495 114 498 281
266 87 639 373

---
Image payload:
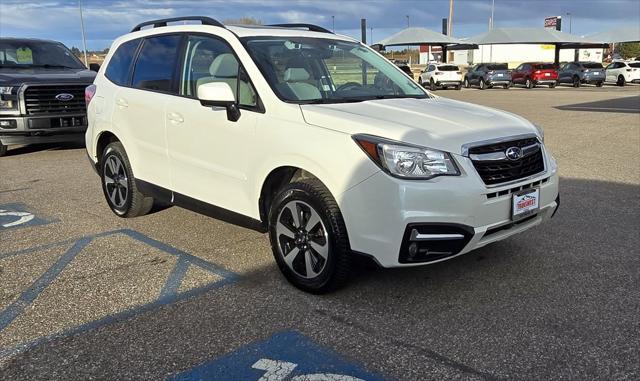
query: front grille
469 137 545 186
23 85 88 115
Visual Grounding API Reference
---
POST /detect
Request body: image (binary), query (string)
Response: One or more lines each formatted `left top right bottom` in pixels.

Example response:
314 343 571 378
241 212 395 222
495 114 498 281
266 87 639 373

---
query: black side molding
267 23 333 34
135 179 266 233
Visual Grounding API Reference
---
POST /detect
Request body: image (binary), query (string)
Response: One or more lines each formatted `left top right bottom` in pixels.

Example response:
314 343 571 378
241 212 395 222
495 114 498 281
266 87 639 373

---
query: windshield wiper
302 98 368 104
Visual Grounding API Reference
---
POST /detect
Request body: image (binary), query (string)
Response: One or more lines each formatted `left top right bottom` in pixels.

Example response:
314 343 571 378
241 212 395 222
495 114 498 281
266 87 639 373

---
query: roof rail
268 23 333 34
131 16 224 32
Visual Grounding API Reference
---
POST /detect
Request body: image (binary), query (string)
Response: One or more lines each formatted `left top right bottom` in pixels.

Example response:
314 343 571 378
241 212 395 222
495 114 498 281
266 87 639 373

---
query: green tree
223 17 261 25
70 46 82 57
618 42 640 59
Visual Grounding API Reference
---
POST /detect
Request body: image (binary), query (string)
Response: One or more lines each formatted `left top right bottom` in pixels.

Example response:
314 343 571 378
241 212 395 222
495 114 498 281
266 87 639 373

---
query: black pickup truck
0 38 97 156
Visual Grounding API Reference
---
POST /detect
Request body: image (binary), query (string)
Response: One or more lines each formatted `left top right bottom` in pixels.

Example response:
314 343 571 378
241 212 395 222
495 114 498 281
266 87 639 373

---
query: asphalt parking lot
1 85 638 380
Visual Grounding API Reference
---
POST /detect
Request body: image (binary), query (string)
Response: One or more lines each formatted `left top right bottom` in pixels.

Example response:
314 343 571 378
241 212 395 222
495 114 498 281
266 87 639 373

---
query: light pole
332 15 335 32
78 0 88 67
490 0 495 29
406 15 410 27
566 12 572 33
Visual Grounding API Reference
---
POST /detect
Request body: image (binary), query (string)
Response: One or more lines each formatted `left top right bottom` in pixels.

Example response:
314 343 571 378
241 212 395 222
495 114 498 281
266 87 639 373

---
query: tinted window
428 65 435 71
105 39 140 86
534 63 555 70
582 62 603 69
438 65 458 71
180 35 257 108
487 63 508 70
132 35 182 92
629 62 640 68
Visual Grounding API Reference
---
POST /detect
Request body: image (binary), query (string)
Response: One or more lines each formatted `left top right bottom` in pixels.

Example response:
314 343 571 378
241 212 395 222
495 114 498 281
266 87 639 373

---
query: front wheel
525 78 533 89
268 179 351 293
503 83 511 89
572 76 581 88
479 78 486 90
100 142 154 217
549 83 556 88
596 81 603 87
464 77 470 88
617 75 626 87
429 79 437 91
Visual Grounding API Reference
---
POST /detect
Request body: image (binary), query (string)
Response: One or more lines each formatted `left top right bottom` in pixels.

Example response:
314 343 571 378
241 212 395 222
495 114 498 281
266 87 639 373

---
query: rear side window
629 62 640 68
105 39 140 85
132 35 182 93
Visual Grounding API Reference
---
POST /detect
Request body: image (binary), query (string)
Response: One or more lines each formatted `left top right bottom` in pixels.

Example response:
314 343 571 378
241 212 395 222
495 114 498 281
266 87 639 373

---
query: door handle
167 112 184 124
116 98 128 108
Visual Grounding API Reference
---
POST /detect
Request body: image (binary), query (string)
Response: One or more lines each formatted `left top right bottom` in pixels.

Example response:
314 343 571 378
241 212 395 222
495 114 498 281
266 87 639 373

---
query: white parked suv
85 17 559 293
605 61 640 86
418 63 463 90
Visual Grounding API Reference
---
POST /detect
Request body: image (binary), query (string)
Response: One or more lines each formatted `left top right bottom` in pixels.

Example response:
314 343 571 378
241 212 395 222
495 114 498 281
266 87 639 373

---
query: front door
165 34 262 216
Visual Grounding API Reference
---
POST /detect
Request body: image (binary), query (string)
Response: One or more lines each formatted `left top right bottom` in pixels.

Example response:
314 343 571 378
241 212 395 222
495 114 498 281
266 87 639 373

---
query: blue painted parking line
168 330 388 381
0 202 56 230
0 229 239 359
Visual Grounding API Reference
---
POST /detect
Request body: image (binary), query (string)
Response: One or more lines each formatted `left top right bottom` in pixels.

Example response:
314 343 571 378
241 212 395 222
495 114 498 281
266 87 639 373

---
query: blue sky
0 0 638 50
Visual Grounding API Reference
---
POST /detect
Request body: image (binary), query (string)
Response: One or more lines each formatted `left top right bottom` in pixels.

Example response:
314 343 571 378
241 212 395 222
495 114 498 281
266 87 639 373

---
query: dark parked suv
557 61 604 87
463 63 511 89
0 38 97 156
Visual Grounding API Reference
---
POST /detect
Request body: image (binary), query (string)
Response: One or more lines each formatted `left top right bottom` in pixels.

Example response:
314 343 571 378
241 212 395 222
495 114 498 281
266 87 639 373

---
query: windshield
487 64 508 70
582 62 603 69
242 37 428 103
0 40 85 69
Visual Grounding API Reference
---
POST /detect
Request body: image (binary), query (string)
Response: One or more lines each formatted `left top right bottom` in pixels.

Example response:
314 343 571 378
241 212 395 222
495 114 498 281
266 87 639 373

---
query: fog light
408 243 418 258
0 120 17 129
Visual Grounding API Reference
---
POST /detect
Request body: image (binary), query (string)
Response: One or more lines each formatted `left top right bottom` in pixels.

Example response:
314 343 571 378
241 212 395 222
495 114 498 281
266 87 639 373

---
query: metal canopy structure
374 27 465 46
585 25 640 43
452 27 606 64
373 27 465 63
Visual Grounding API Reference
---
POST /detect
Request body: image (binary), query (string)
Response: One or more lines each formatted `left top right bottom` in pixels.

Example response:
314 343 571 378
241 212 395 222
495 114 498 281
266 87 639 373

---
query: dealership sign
544 16 562 31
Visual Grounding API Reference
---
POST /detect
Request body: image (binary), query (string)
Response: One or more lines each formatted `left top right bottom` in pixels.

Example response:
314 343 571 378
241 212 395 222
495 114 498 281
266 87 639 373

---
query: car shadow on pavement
2 141 86 157
555 95 640 113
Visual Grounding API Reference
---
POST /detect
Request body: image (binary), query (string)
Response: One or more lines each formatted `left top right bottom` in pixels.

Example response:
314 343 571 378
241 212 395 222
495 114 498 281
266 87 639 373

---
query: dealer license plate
545 72 551 76
497 73 503 77
512 188 539 221
593 71 600 75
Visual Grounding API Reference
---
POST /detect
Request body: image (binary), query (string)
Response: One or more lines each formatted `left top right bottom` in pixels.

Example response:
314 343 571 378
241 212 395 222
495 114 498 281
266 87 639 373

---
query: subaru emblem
55 93 74 101
505 146 523 161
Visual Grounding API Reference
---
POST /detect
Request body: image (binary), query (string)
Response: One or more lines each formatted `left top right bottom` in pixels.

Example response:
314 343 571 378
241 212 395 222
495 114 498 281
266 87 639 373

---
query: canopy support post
554 44 561 66
442 44 448 63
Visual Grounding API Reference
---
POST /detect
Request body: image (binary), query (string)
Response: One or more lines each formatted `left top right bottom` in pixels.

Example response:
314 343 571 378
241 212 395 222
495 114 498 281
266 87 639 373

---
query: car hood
0 68 96 86
300 97 540 155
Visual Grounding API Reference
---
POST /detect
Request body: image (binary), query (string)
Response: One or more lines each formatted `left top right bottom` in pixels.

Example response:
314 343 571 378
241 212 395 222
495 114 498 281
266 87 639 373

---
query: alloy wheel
276 200 329 279
103 155 128 209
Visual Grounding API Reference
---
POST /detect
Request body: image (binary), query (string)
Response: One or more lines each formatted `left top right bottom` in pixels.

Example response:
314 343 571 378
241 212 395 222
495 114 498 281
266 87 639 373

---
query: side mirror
197 82 240 122
89 63 100 72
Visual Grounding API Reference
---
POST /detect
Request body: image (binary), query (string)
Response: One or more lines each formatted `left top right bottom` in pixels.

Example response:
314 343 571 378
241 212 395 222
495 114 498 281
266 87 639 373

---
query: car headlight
0 86 16 110
533 123 544 142
354 134 460 179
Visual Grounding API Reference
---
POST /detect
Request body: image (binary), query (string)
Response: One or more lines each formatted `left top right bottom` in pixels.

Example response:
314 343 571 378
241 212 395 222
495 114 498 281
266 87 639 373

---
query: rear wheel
503 83 510 89
525 77 533 89
418 77 423 86
549 83 556 88
572 75 581 88
429 79 437 91
617 75 626 86
0 142 6 157
268 179 351 293
479 78 486 90
100 142 154 218
596 81 603 87
455 84 462 90
464 77 470 88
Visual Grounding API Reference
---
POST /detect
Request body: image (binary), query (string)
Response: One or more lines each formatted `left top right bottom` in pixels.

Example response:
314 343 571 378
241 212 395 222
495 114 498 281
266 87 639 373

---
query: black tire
503 83 510 89
100 141 154 218
525 77 533 89
268 179 351 293
0 142 7 157
464 77 470 88
418 77 423 87
429 79 437 91
479 78 486 90
455 84 462 90
549 83 556 88
617 75 625 87
572 76 581 88
596 81 603 87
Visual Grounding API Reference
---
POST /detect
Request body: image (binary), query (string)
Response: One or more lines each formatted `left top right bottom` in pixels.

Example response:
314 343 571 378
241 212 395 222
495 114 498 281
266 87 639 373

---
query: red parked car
511 62 558 88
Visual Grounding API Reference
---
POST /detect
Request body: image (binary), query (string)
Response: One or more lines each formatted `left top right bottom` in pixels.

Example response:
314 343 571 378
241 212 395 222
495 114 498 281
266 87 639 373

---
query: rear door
111 34 182 189
165 33 261 216
512 64 524 83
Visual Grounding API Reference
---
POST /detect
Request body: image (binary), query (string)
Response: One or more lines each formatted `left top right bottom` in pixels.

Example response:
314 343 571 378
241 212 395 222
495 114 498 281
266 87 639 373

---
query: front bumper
0 114 87 145
340 153 559 268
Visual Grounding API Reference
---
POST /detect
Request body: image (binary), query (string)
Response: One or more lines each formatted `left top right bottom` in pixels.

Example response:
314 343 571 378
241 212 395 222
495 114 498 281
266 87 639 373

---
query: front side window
132 35 182 93
242 37 427 103
180 35 257 108
0 40 84 69
105 39 140 86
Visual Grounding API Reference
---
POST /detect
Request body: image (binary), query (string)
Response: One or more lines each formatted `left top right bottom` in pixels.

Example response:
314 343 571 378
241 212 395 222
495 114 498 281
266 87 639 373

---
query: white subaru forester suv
85 17 559 293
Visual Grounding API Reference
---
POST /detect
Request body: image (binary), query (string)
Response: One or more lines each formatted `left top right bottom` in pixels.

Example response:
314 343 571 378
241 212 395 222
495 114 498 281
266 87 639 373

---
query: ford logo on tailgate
55 93 74 101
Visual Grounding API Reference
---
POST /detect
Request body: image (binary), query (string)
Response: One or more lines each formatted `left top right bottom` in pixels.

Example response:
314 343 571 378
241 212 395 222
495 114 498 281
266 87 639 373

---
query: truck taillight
85 84 96 105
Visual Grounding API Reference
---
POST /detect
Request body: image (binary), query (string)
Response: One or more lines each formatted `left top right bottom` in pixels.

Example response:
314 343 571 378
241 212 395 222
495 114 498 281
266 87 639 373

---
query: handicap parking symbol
0 203 55 230
169 330 388 381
